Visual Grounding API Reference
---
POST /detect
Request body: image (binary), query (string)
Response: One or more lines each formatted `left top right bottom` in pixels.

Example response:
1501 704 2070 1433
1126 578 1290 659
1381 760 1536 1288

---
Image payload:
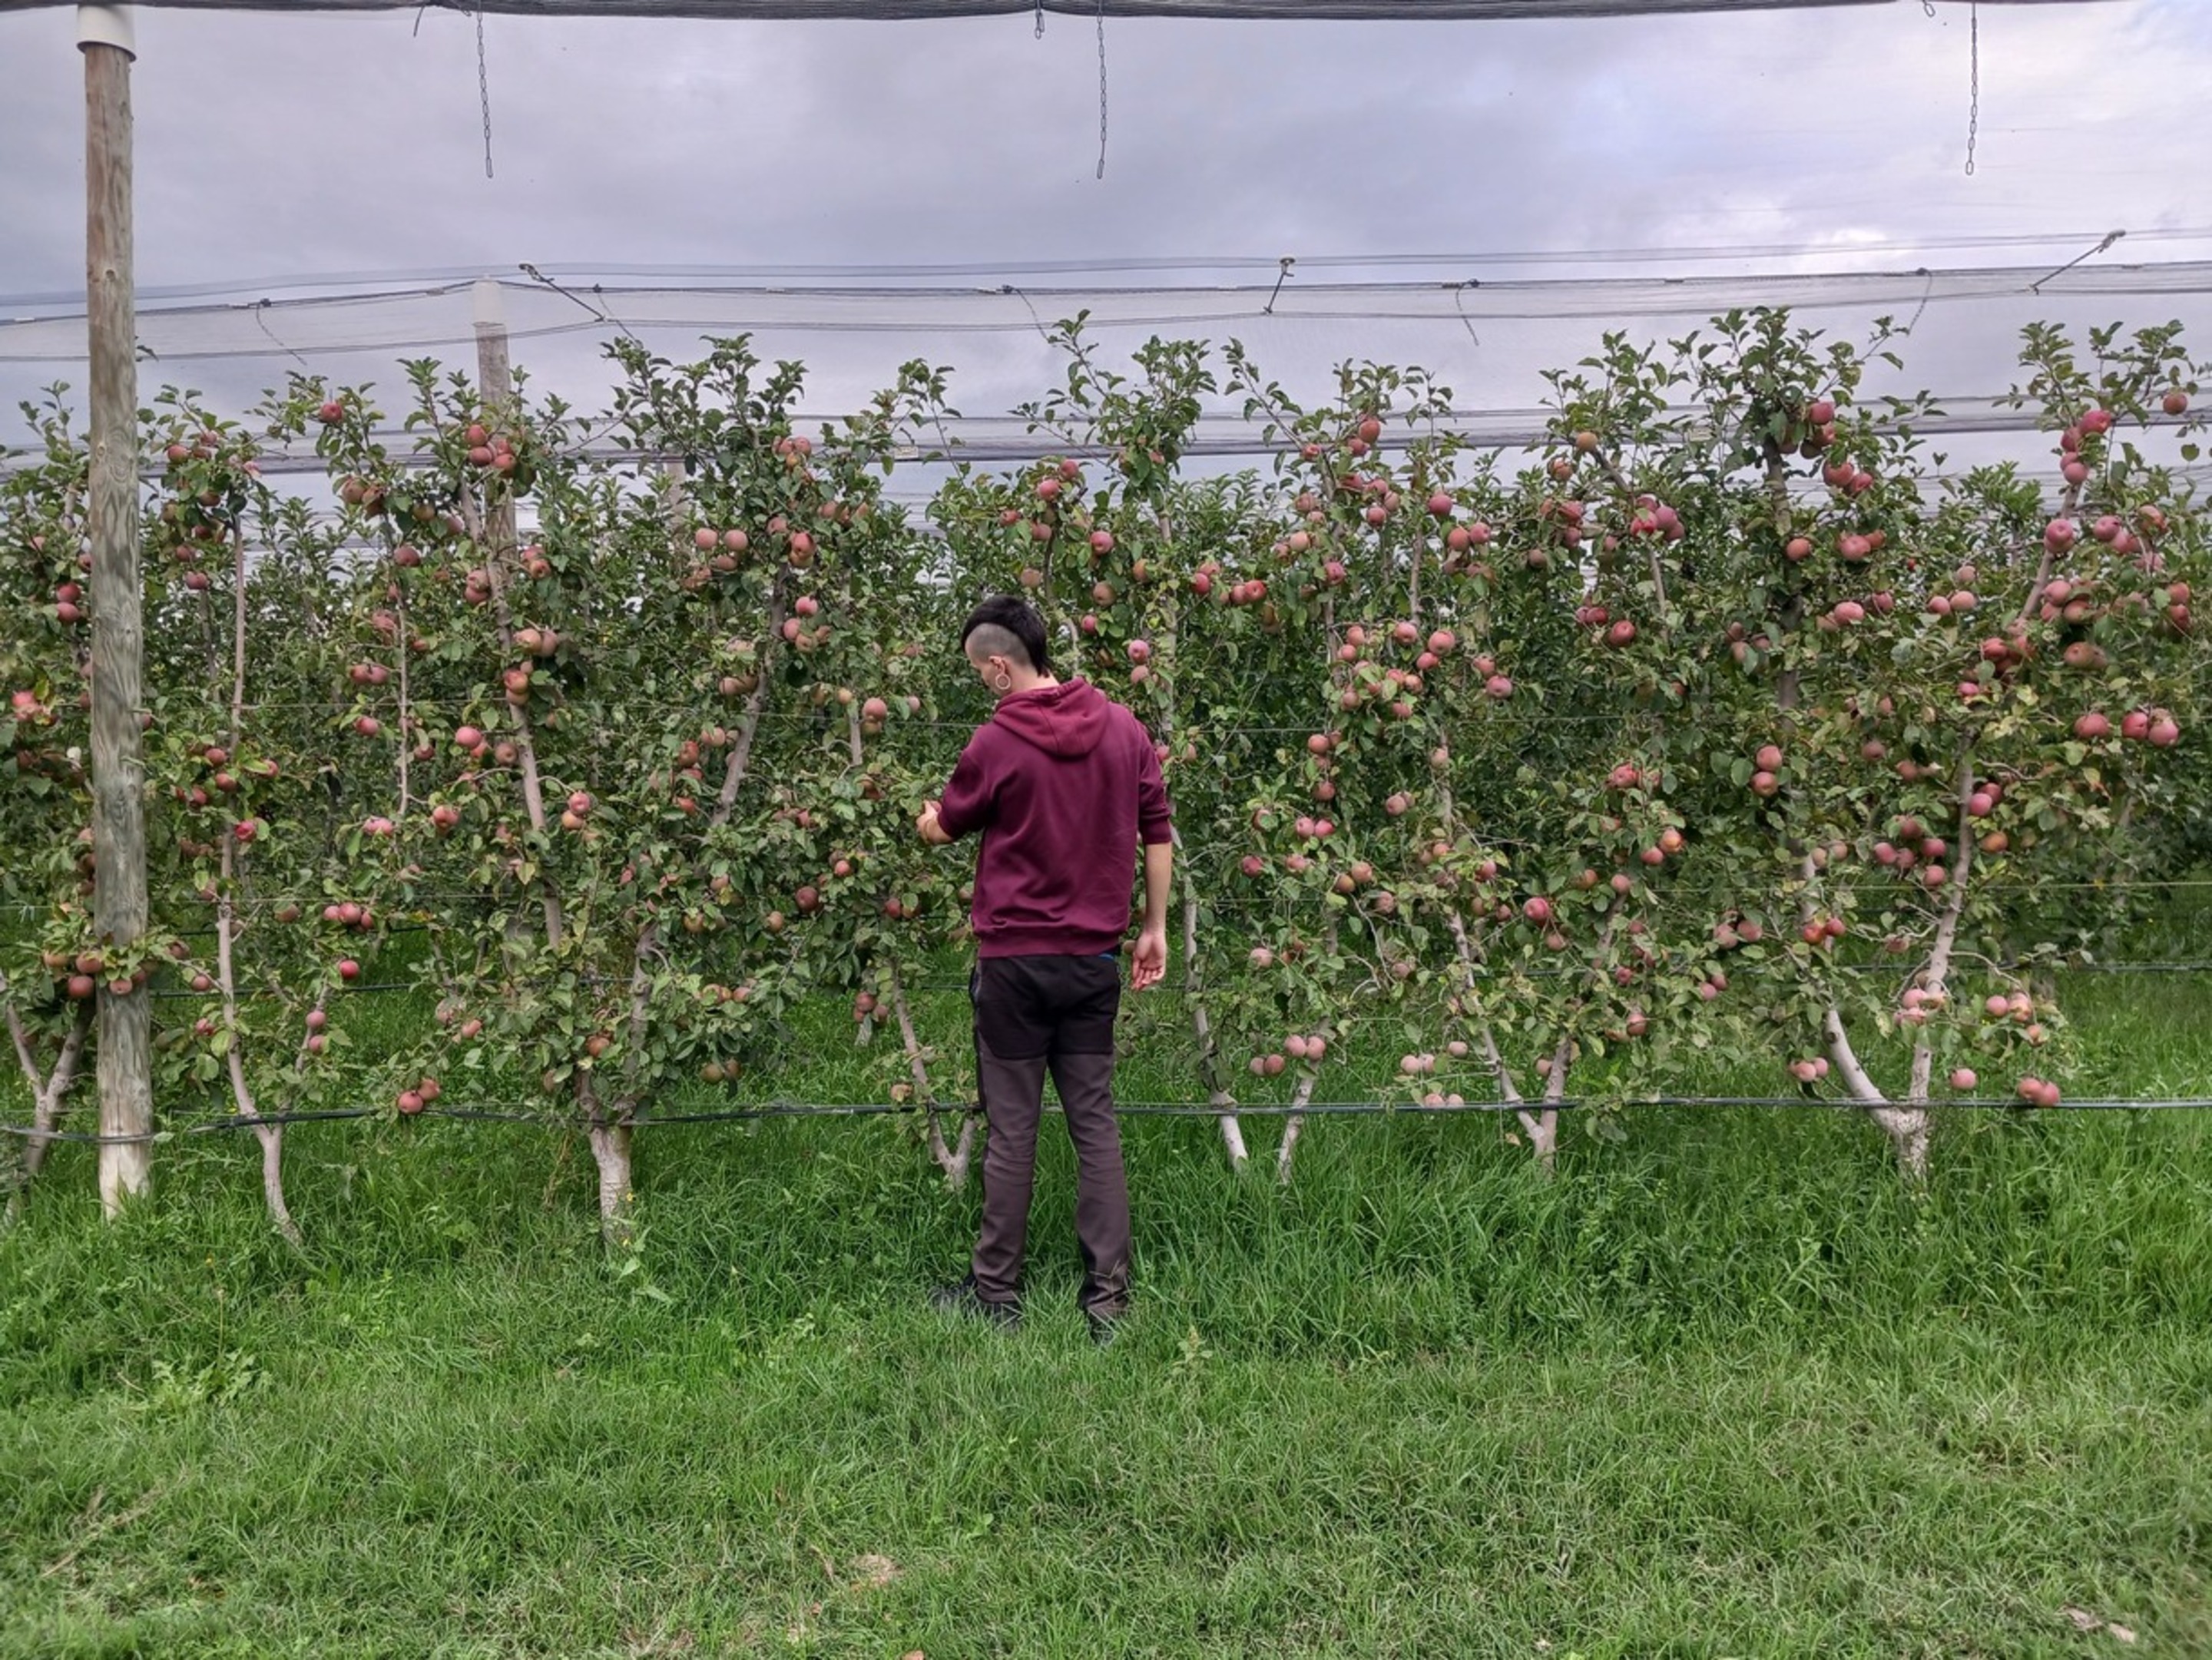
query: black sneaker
1085 1310 1124 1348
929 1274 1022 1331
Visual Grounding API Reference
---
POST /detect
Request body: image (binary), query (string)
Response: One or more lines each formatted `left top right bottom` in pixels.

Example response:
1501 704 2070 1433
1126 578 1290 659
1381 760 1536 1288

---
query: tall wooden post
474 277 512 563
473 277 514 499
82 5 151 1215
472 280 519 572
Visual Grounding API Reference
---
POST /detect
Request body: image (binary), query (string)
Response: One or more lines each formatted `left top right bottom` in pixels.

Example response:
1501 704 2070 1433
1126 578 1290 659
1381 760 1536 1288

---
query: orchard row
2 311 2204 1234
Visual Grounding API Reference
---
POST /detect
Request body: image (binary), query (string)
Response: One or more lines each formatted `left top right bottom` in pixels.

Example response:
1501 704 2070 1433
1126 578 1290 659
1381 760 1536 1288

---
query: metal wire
10 1092 2210 1148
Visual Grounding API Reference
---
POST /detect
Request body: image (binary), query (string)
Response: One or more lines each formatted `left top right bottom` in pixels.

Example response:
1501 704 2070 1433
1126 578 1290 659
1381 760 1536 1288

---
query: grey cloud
0 0 2205 436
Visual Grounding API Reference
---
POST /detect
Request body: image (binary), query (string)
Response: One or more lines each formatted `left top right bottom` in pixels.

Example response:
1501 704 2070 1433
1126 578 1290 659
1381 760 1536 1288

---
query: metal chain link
478 2 496 181
1095 0 1110 181
1965 0 1979 177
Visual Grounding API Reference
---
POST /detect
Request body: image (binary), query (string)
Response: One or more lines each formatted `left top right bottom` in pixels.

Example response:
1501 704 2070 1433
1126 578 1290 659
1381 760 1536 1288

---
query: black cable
11 1093 2211 1147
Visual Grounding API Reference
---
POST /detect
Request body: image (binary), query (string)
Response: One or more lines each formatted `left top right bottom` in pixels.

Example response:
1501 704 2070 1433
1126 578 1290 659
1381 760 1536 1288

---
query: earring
993 674 1013 694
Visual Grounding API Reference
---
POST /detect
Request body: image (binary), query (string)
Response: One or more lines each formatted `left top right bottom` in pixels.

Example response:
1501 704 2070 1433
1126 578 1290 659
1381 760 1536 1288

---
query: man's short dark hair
960 595 1051 675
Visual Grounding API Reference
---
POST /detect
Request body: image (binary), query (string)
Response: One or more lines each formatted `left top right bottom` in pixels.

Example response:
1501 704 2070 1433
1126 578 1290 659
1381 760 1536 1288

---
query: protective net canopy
0 1 2015 20
4 259 2204 497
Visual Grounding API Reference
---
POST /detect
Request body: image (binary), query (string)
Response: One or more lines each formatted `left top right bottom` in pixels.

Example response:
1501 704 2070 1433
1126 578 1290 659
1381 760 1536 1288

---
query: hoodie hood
991 677 1112 759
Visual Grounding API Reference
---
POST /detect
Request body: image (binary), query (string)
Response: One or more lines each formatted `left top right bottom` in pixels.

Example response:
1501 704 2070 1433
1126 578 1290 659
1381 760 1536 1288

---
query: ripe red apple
2072 711 2111 741
337 959 360 982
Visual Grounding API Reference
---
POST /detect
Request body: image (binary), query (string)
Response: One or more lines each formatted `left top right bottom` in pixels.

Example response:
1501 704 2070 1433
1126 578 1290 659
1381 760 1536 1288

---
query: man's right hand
916 801 952 847
1130 923 1168 992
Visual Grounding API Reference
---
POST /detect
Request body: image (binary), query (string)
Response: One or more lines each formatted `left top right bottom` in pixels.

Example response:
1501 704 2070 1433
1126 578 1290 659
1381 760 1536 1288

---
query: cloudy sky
1 0 2207 438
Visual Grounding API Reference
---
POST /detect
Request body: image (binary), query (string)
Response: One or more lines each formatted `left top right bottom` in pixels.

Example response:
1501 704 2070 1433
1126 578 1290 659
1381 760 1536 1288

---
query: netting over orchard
6 260 2207 497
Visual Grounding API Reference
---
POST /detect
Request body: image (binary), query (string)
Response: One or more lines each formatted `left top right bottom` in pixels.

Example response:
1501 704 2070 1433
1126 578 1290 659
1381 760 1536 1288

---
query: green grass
3 967 2211 1655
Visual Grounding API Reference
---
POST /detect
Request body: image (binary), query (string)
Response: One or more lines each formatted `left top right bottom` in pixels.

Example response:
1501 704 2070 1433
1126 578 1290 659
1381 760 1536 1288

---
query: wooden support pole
83 5 151 1216
473 277 517 565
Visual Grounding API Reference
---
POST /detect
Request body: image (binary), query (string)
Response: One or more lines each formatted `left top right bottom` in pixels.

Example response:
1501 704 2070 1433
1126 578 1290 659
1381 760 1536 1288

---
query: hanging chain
1094 0 1109 180
478 2 496 180
1964 0 1979 177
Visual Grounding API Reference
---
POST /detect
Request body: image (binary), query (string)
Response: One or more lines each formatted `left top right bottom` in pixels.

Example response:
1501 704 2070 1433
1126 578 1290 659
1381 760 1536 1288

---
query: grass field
4 966 2210 1657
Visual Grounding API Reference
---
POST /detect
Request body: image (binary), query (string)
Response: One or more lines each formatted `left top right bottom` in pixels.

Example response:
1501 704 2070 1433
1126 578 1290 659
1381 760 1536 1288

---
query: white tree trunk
588 1117 634 1244
3 988 92 1215
888 960 972 1189
1274 1072 1316 1185
1173 800 1247 1173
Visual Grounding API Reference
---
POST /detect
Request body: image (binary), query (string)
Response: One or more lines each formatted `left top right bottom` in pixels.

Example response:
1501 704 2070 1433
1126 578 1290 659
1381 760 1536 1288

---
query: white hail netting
0 2 2043 18
3 260 2206 500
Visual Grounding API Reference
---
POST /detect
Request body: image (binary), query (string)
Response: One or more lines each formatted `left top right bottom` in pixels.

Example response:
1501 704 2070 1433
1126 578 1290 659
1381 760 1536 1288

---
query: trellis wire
9 1092 2212 1148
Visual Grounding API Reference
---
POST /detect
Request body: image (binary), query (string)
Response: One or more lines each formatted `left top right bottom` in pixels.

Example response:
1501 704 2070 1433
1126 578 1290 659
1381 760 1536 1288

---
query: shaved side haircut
961 596 1051 675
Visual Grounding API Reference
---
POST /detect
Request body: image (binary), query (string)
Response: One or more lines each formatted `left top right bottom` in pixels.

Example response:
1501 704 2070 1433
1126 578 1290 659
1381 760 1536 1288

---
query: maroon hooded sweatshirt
935 678 1172 959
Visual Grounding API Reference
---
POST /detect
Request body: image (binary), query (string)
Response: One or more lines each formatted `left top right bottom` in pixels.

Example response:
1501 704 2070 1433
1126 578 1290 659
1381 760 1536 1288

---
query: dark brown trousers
968 953 1131 1318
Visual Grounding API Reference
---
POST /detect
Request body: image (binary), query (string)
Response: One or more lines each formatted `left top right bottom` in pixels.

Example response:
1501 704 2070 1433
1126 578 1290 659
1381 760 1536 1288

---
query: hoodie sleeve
934 730 996 841
1137 727 1173 847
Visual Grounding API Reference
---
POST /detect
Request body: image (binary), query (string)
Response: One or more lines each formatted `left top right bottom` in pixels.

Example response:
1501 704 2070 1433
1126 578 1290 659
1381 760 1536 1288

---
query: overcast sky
1 0 2207 439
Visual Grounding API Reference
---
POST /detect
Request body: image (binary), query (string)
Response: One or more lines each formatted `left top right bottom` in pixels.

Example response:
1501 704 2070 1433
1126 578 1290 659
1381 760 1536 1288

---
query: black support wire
9 1092 2212 1148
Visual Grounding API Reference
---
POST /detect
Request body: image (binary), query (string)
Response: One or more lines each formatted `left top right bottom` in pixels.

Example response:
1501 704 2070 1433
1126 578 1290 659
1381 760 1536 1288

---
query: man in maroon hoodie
918 595 1171 1343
